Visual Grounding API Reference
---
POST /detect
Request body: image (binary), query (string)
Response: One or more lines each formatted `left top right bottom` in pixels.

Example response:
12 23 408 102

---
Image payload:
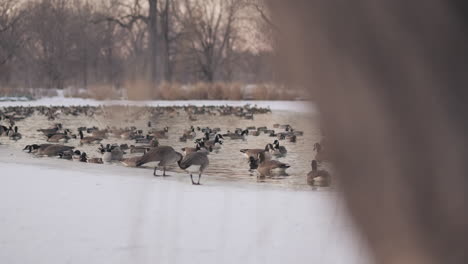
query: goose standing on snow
135 146 182 176
178 152 209 185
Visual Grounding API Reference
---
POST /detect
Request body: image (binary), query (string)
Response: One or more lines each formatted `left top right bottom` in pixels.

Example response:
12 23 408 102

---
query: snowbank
0 147 369 264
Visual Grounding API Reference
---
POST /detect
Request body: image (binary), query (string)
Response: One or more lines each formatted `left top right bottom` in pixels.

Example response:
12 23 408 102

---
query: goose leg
196 173 202 185
190 174 196 184
163 167 168 176
153 167 159 176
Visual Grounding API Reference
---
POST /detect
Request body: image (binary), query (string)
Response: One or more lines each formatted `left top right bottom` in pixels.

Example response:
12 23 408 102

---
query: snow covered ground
0 96 316 113
0 146 370 264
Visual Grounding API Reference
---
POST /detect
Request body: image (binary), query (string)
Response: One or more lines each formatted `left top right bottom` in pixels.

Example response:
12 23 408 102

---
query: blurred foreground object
269 0 468 263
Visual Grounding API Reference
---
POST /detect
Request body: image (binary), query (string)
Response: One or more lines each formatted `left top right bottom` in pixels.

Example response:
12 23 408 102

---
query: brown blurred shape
269 0 468 263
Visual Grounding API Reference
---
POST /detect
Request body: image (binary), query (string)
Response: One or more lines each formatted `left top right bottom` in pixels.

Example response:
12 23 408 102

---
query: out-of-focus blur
269 0 468 263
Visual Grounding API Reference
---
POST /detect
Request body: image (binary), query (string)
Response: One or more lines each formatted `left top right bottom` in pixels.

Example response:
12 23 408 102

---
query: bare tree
178 0 246 82
0 0 26 67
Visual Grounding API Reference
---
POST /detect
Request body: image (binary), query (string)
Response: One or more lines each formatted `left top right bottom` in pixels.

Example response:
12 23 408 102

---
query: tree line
0 0 275 91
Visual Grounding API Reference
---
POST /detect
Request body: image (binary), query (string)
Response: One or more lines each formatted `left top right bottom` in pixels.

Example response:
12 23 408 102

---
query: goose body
37 144 75 157
178 152 209 185
256 152 290 176
136 146 182 176
307 160 331 187
7 126 22 140
79 130 103 144
270 140 287 156
47 129 71 143
240 144 272 159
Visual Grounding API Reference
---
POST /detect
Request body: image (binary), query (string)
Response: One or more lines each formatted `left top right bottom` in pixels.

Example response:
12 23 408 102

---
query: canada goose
150 127 169 138
23 144 53 153
270 140 287 156
47 129 71 143
240 144 272 160
79 130 103 144
80 152 103 164
121 156 142 167
135 146 182 176
58 150 81 160
288 134 297 143
8 126 22 140
256 152 290 176
307 160 331 187
0 125 8 136
37 124 61 136
178 152 209 185
227 130 249 140
130 145 150 154
250 130 260 136
183 126 196 138
37 144 75 157
248 156 259 170
182 143 212 155
91 129 108 139
203 134 223 149
100 145 124 162
313 142 330 162
135 135 154 144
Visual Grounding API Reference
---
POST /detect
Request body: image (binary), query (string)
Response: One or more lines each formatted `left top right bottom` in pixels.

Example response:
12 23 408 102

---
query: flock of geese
0 105 331 187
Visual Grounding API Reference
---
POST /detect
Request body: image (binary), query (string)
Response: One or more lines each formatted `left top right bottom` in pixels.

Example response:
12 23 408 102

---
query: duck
79 130 103 144
177 152 209 185
256 152 290 176
307 160 331 187
270 140 287 156
135 146 182 176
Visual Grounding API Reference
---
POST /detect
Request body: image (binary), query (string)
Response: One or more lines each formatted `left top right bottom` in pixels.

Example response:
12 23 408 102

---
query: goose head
80 152 88 162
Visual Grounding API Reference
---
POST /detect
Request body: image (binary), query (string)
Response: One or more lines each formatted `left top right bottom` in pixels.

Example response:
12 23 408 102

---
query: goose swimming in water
307 160 331 187
270 140 287 156
256 152 290 176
